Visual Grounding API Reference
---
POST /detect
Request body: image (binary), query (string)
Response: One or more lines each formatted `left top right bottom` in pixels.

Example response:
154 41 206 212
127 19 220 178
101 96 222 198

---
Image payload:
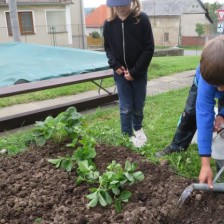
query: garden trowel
177 128 224 206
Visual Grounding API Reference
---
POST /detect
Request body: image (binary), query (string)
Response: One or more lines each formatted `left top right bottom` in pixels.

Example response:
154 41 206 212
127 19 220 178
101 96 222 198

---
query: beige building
0 0 86 48
141 0 213 46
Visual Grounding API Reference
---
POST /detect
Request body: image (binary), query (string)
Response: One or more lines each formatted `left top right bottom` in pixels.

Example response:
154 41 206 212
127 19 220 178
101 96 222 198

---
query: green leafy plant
48 132 97 172
86 160 144 213
32 107 83 146
48 155 74 172
91 31 100 38
76 160 99 185
34 218 43 224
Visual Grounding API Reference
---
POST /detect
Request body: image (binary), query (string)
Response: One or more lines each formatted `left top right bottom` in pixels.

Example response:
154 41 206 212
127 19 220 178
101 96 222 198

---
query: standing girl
103 0 154 147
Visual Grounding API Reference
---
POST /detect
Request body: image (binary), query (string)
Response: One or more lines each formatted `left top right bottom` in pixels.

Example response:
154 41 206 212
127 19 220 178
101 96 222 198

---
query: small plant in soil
32 107 145 212
86 160 144 213
32 107 83 146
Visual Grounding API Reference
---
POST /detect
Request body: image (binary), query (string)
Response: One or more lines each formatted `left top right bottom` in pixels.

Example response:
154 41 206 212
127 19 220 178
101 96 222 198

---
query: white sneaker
134 128 147 144
130 136 145 148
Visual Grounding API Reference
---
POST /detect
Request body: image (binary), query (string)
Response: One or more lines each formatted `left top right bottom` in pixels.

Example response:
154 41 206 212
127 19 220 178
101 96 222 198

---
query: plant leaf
104 191 113 205
125 172 134 182
112 187 120 195
98 192 107 207
77 160 90 172
86 191 97 200
115 199 122 213
87 193 98 207
118 190 132 202
61 160 73 172
76 176 85 185
133 171 144 181
48 159 62 168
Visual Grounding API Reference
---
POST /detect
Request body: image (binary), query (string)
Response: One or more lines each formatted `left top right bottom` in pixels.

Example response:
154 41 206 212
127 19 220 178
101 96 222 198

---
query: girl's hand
199 157 213 188
124 70 134 81
214 115 224 132
115 66 125 75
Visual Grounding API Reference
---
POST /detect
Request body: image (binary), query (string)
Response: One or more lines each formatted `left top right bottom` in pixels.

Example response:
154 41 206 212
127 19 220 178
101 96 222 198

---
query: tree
204 2 222 24
195 23 204 36
204 2 222 35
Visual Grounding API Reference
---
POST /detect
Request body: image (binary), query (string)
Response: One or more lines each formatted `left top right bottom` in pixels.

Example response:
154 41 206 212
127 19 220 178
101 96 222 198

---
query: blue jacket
196 66 224 156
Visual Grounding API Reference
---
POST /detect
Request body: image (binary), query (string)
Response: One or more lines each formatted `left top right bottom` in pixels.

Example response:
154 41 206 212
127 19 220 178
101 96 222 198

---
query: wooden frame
6 11 34 36
0 69 118 132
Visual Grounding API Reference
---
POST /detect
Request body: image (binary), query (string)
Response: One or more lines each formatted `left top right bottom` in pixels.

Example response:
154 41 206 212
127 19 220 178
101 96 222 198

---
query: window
46 10 67 33
6 11 34 35
164 32 169 42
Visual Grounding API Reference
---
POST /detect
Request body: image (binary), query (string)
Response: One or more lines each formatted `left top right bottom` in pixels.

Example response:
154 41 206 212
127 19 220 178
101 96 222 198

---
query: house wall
142 0 213 47
70 0 86 48
181 13 211 46
0 1 84 48
149 16 180 47
181 13 211 36
0 5 66 45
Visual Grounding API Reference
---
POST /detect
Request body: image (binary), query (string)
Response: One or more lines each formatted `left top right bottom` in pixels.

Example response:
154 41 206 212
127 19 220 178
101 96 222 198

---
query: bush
91 31 100 39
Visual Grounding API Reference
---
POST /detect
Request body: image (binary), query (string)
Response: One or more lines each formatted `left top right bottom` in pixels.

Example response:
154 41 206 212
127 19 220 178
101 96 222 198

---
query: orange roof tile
85 5 108 27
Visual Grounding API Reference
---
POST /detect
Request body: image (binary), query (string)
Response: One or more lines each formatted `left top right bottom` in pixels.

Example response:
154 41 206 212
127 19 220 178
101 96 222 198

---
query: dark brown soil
0 142 224 224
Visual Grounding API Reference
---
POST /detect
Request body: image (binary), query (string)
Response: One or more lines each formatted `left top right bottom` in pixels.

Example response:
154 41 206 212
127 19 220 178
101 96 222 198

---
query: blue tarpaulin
0 42 109 87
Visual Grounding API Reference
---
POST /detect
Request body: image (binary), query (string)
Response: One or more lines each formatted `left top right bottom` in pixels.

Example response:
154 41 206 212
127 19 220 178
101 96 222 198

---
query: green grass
155 46 170 50
155 45 203 51
179 45 203 50
0 88 206 180
149 56 199 79
0 55 200 108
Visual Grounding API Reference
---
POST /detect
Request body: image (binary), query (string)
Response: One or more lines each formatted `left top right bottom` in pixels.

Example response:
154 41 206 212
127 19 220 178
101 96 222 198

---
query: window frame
45 9 67 34
164 32 169 42
5 11 34 36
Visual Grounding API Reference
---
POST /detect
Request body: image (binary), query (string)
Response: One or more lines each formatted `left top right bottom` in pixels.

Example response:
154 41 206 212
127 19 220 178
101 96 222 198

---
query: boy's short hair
200 35 224 86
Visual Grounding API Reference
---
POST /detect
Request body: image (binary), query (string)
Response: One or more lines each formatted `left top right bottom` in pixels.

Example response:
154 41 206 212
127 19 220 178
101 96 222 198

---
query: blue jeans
170 78 224 151
114 72 147 136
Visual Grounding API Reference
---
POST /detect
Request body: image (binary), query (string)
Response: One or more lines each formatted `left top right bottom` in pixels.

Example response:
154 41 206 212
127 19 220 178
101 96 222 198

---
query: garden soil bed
0 142 224 224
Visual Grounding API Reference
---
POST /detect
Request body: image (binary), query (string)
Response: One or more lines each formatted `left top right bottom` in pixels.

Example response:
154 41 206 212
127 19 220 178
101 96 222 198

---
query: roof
141 0 213 23
141 0 189 16
85 5 107 27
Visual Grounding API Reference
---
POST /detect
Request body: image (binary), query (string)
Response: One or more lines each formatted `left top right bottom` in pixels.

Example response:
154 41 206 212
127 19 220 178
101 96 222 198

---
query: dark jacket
103 11 154 78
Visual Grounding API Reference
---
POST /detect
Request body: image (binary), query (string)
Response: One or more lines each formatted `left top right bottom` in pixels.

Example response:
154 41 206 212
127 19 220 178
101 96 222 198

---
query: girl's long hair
107 0 141 23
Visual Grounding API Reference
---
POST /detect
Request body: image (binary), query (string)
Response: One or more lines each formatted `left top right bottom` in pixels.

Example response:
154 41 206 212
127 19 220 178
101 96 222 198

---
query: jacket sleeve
103 21 122 71
129 13 154 78
196 72 217 157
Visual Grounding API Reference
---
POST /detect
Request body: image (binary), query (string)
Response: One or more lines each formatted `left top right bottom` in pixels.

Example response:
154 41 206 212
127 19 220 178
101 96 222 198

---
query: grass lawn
179 45 203 50
0 55 200 108
0 87 208 180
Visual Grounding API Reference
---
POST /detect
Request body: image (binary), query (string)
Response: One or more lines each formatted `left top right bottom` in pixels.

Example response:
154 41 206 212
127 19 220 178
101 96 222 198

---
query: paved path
146 70 194 96
0 70 195 135
184 49 202 56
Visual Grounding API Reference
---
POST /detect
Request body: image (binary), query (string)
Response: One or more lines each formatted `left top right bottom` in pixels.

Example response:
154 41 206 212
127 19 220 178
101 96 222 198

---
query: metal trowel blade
177 184 194 207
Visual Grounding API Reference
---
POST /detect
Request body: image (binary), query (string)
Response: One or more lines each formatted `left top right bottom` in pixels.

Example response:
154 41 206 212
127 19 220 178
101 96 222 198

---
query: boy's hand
199 157 213 188
115 66 125 75
214 115 224 132
124 70 134 81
